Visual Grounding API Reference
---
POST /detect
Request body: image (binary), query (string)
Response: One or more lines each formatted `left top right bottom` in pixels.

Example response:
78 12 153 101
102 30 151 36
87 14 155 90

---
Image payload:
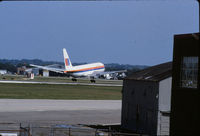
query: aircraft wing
30 64 65 73
90 70 127 78
100 70 127 75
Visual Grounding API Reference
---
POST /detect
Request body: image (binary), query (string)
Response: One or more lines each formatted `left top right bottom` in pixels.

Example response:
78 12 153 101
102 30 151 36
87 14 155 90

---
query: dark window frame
180 56 199 89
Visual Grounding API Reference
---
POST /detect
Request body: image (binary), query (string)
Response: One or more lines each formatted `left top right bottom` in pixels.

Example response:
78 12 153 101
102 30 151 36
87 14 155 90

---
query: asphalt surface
0 80 122 87
0 99 121 125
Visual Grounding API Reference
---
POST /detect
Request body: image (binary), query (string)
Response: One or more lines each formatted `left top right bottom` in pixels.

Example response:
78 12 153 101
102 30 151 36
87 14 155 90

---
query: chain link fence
0 123 142 136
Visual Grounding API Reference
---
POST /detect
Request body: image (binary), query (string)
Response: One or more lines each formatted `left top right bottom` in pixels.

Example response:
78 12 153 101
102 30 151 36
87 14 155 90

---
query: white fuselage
64 62 105 77
30 49 106 78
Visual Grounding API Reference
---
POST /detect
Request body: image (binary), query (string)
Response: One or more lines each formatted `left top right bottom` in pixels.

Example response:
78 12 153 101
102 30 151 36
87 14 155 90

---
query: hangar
121 62 172 135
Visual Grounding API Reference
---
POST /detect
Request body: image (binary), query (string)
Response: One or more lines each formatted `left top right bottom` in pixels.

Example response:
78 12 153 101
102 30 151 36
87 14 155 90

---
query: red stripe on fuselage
64 65 104 73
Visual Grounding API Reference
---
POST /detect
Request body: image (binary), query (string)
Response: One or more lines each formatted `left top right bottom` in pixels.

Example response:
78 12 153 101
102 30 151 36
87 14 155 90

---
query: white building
121 62 172 135
0 70 7 75
43 70 49 77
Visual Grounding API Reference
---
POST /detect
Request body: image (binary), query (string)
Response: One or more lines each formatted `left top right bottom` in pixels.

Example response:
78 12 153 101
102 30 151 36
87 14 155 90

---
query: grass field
0 83 122 100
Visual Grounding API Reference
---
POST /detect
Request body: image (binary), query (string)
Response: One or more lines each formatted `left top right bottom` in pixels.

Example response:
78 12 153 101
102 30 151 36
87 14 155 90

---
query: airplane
30 48 126 81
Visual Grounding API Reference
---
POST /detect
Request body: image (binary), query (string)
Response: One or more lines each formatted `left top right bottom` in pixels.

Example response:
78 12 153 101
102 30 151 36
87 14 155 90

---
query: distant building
25 68 39 76
121 62 172 135
0 70 7 75
43 70 49 77
170 33 200 135
32 68 39 76
17 66 26 75
37 64 65 77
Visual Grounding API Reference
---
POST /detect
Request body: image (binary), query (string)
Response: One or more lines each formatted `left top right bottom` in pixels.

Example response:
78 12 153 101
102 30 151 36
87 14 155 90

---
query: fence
30 126 142 136
0 123 142 136
0 123 30 136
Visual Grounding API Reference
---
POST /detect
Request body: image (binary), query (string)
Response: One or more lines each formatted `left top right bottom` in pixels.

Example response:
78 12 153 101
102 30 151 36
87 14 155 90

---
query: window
180 57 198 88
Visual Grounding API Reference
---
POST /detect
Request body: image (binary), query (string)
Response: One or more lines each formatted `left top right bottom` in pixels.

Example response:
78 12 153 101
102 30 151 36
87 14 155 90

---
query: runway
0 80 122 87
0 99 121 125
0 99 121 112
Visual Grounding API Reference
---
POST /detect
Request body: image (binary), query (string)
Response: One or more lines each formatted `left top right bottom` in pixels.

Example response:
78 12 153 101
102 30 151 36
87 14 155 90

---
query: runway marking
0 80 122 87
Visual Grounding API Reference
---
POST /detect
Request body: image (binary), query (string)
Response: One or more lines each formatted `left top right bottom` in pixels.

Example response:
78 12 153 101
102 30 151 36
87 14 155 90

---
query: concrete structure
121 62 172 135
0 70 7 75
170 33 200 135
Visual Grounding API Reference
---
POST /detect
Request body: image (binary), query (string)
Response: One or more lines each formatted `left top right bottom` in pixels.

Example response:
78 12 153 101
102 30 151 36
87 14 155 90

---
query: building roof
125 62 172 82
174 33 199 40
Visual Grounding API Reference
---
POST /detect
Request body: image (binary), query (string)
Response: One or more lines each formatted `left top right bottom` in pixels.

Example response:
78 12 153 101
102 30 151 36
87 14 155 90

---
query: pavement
0 80 122 87
0 99 122 125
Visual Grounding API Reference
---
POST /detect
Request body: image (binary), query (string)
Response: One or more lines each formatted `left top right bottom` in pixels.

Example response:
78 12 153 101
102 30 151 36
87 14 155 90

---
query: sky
0 0 199 66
